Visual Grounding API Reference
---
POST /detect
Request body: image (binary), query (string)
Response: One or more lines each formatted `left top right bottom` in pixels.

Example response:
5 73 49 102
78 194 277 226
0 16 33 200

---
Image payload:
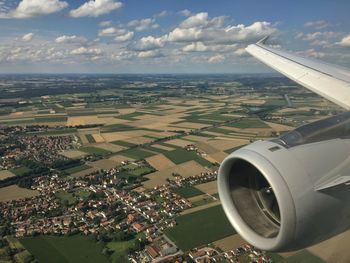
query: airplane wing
245 37 350 110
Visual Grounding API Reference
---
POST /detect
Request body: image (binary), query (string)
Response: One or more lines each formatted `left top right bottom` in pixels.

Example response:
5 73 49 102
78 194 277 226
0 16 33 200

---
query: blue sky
0 0 349 73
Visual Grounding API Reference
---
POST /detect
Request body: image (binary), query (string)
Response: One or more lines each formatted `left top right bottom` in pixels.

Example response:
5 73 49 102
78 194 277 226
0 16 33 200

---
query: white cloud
3 0 68 18
337 35 350 47
234 48 247 56
132 36 165 51
155 10 168 17
127 18 159 32
296 48 325 59
180 12 208 28
208 54 225 63
71 47 102 55
182 42 208 52
55 35 87 44
304 20 330 30
99 20 112 27
178 9 191 17
69 0 122 18
22 32 34 42
98 27 126 37
137 50 163 58
296 31 340 47
114 31 134 42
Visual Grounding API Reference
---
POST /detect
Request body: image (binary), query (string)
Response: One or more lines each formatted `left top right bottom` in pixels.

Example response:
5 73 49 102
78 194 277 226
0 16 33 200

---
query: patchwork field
0 185 39 202
60 150 88 159
195 181 218 195
144 161 208 188
89 159 118 170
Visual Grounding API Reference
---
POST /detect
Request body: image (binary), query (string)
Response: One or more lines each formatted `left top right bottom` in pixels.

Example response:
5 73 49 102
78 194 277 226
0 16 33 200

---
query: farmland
165 205 235 251
20 235 109 263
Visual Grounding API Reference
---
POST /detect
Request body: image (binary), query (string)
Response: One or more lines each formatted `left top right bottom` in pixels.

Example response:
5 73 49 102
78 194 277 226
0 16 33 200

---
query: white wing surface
246 38 350 109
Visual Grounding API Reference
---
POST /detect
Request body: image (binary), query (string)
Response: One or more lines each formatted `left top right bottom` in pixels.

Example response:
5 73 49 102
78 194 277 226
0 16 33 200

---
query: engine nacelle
218 112 350 251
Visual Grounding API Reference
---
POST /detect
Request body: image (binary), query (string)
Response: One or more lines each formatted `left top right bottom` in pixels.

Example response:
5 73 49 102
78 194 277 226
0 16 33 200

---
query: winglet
257 36 269 45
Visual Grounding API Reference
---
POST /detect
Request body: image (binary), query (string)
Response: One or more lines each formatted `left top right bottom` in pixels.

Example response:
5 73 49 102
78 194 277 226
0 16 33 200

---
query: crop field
145 154 175 170
85 134 96 143
163 149 201 164
122 148 156 160
277 250 325 263
195 181 218 195
60 150 87 159
20 235 109 263
227 118 269 129
0 170 16 180
0 185 39 202
80 146 111 156
89 159 118 170
165 205 235 251
172 186 205 198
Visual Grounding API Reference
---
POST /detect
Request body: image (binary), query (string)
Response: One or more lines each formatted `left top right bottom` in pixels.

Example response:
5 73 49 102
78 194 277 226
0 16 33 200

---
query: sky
0 0 350 74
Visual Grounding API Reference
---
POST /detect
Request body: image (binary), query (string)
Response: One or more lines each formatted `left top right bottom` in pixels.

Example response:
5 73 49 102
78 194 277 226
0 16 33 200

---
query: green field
172 186 205 198
80 146 111 156
165 205 235 251
111 140 136 147
63 164 91 174
54 190 76 205
85 134 96 143
129 166 155 176
122 148 156 159
34 116 68 123
163 149 198 164
228 118 269 129
10 166 31 176
20 235 109 263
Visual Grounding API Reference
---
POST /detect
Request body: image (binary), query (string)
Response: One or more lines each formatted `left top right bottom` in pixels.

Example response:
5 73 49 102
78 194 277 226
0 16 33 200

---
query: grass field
34 116 68 123
80 146 111 156
54 190 76 205
63 164 91 174
172 186 205 198
111 140 136 147
163 149 199 164
278 250 325 263
10 166 31 176
122 148 156 160
20 235 109 263
165 205 235 251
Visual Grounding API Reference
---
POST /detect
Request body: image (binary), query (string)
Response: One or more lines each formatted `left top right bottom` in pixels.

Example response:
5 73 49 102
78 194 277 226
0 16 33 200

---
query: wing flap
246 42 350 109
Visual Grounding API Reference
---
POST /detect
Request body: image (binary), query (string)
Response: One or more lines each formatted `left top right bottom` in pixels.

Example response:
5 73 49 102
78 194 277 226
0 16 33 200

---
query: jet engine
218 112 350 251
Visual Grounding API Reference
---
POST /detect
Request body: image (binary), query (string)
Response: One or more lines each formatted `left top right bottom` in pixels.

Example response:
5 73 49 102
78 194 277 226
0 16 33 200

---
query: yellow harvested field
206 151 228 163
205 139 249 151
89 159 118 169
264 121 293 132
152 144 175 151
184 135 211 142
166 139 192 148
172 122 209 129
60 150 88 159
71 167 99 178
77 127 100 135
101 132 129 142
146 154 175 170
0 185 39 202
144 161 208 188
117 108 136 114
0 170 16 180
195 142 218 154
213 234 246 251
92 134 105 142
93 142 125 152
195 181 218 195
79 134 89 144
308 230 350 263
109 155 134 163
67 116 116 126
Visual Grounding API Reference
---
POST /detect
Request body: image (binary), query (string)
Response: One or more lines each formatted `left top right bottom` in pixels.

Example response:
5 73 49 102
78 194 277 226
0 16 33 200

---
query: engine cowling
218 112 350 251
